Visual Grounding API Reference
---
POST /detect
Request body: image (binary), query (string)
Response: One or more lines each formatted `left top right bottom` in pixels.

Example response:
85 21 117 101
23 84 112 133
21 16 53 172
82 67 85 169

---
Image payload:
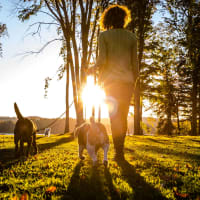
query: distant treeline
0 117 76 134
0 116 161 135
0 116 192 135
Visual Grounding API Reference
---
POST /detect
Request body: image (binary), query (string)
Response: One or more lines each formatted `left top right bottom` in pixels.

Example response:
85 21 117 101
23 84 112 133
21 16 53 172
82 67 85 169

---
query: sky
0 0 163 119
0 0 72 118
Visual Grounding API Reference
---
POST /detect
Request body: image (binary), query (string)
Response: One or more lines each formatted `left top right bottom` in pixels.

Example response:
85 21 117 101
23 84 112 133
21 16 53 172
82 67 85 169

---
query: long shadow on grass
136 144 200 161
117 159 167 200
104 168 121 200
63 162 120 200
0 134 74 171
144 138 167 144
190 139 200 144
37 134 74 152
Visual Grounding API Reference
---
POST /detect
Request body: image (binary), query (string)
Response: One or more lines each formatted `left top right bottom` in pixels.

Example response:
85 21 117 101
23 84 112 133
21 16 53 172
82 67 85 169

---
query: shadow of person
63 162 108 200
104 168 121 200
61 161 83 200
116 159 167 200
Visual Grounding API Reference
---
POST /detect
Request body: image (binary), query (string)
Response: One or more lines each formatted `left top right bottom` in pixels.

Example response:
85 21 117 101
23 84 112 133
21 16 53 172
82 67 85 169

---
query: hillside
0 117 158 135
0 117 76 134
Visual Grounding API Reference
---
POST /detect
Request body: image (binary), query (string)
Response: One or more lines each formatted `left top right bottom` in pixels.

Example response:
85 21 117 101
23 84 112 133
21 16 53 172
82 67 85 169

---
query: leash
36 100 74 132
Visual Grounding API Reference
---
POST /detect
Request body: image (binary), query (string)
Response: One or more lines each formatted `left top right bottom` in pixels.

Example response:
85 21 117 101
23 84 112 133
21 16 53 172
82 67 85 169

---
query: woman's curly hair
100 5 131 30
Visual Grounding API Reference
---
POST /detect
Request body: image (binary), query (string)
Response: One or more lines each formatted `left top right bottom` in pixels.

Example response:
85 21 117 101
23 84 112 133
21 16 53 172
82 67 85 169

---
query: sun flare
82 76 108 119
82 76 106 106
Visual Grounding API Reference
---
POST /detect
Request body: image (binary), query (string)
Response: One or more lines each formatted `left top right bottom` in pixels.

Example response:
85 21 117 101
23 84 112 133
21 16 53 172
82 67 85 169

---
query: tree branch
44 0 62 24
17 38 62 57
25 21 59 37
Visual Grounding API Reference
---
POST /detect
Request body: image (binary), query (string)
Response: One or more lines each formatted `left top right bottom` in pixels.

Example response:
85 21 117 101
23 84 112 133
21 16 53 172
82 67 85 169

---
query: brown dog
74 117 109 166
14 103 38 157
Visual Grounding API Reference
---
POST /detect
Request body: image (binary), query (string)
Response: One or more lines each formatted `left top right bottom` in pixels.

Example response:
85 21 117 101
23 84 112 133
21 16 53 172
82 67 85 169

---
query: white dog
74 117 109 166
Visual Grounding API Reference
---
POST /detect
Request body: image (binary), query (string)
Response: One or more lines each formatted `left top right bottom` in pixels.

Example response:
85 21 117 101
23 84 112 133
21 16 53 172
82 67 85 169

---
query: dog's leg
79 145 85 160
87 144 97 166
103 143 109 167
32 133 38 155
27 141 31 157
14 133 19 157
20 140 24 156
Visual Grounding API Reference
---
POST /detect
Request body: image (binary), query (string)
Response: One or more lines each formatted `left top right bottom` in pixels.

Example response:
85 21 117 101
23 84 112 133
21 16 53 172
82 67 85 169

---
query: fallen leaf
173 188 189 198
46 186 56 193
20 193 29 200
114 163 118 168
175 191 189 198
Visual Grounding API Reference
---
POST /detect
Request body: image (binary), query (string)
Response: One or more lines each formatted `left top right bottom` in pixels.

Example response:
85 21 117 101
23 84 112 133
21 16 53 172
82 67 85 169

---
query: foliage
0 118 77 134
144 24 178 135
163 0 200 135
16 0 104 125
0 121 15 133
0 4 8 57
1 135 200 199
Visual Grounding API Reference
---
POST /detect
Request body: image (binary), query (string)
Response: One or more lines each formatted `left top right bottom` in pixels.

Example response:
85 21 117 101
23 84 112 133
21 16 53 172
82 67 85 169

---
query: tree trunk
176 101 181 135
187 2 197 136
198 84 200 136
134 82 141 135
65 63 70 133
134 36 144 135
191 66 198 136
199 90 200 136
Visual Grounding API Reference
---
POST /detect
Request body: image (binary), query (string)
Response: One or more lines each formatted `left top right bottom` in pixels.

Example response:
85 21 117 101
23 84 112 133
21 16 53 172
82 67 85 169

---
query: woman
89 4 139 161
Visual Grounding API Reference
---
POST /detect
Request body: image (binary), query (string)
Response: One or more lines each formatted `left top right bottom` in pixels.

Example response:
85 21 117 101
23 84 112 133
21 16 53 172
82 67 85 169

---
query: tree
164 0 200 135
0 4 7 57
145 24 178 135
17 0 103 127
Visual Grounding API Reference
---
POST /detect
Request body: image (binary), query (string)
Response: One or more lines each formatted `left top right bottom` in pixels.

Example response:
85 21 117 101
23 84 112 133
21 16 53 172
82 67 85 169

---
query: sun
82 76 108 119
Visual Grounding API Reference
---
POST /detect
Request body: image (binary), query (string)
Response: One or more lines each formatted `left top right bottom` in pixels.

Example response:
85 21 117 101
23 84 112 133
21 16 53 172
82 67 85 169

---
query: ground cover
0 134 200 199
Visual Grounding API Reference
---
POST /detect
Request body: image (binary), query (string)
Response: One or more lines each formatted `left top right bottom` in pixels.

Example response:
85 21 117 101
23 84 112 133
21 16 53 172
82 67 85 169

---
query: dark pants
104 80 134 156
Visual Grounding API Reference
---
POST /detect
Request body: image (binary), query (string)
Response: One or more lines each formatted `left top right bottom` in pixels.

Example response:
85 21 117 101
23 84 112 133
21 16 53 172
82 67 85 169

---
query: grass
0 134 200 199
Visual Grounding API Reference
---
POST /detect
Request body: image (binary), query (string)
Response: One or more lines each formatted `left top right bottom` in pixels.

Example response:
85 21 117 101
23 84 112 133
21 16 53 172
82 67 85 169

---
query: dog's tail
14 102 23 120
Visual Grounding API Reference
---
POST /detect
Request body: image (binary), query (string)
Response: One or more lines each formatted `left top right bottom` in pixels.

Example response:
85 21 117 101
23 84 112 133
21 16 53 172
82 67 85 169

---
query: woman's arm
87 32 107 75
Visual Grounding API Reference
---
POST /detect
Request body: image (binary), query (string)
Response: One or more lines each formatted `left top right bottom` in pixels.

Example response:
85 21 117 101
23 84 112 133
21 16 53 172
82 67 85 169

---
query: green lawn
0 134 200 199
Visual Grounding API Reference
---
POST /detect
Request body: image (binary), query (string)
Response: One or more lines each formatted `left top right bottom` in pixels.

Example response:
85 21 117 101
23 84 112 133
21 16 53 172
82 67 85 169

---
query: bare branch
25 21 59 38
16 38 63 58
86 0 93 29
87 6 100 64
60 0 71 34
44 0 62 24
